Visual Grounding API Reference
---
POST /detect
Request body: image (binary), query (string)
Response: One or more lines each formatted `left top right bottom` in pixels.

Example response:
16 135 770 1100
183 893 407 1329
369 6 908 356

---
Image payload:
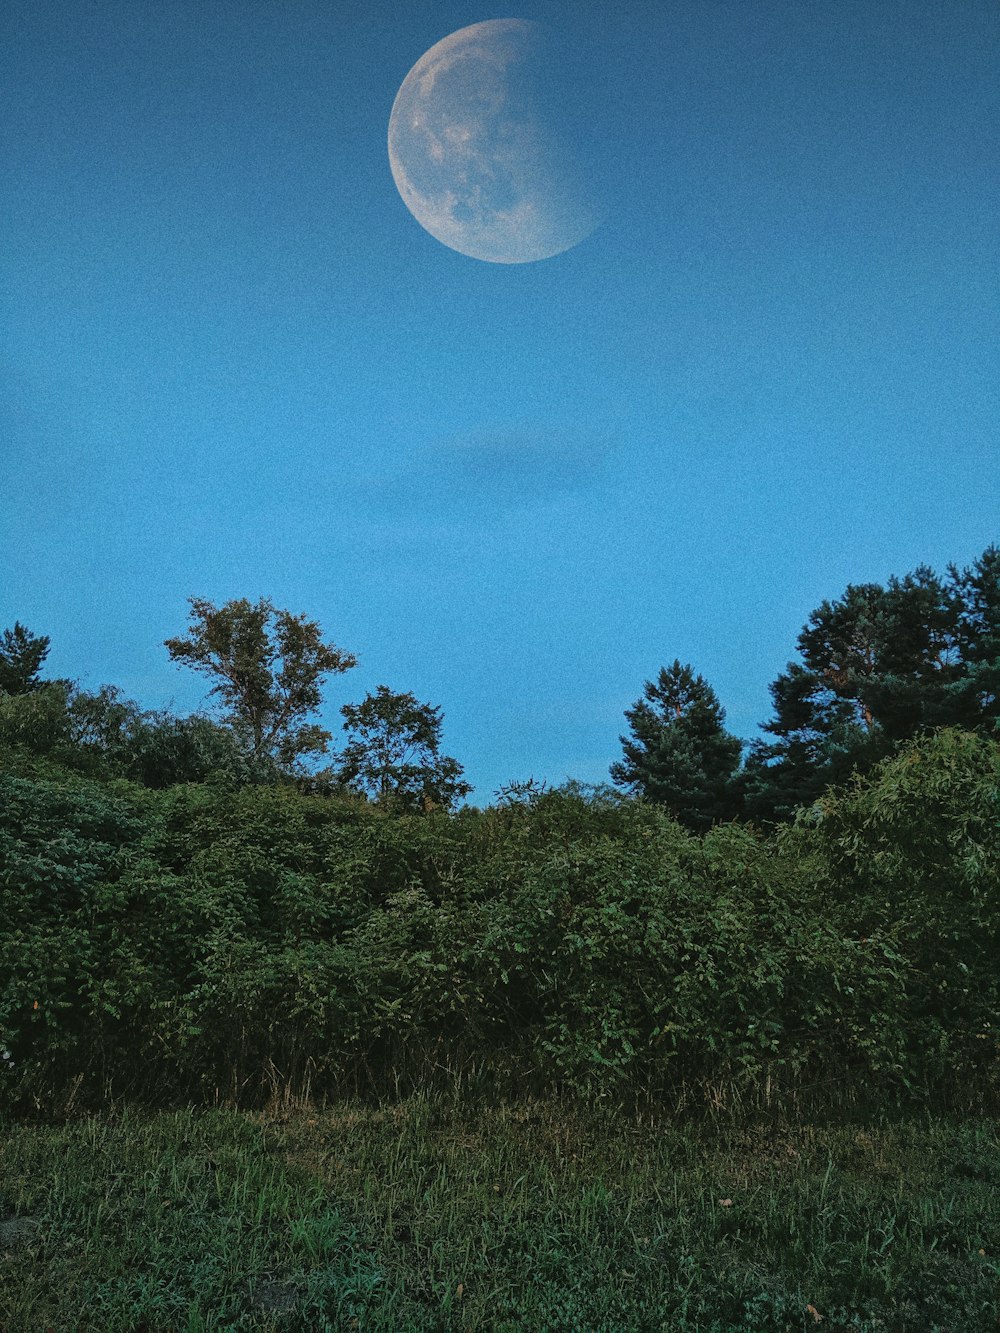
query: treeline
1 548 999 1115
0 598 471 809
614 545 1000 826
2 547 997 822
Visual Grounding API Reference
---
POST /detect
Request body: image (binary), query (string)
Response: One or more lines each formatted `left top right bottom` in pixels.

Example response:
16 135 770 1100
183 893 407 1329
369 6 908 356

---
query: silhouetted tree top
338 684 472 811
611 660 742 832
0 623 50 696
165 596 356 768
743 545 1000 823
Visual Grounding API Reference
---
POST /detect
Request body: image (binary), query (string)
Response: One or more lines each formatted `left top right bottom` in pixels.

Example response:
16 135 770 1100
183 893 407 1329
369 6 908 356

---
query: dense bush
807 728 1000 1093
0 682 269 786
1 730 998 1113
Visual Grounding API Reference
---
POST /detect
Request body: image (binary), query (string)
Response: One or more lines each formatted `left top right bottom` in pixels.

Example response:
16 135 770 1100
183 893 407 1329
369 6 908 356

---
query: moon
388 19 604 264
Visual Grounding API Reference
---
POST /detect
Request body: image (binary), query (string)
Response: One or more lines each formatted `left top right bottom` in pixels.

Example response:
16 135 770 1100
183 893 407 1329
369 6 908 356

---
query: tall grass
2 1099 999 1331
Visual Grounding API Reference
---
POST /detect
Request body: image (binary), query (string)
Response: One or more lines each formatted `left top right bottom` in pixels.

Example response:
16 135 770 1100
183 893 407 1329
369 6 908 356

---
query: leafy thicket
2 729 997 1114
0 680 266 787
2 557 998 1115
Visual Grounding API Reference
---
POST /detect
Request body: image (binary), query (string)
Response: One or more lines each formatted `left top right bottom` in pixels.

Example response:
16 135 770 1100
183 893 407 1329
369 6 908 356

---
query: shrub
1 735 998 1113
807 728 1000 1096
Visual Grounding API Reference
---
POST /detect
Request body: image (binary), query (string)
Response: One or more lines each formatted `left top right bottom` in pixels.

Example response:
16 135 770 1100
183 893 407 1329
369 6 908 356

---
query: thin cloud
363 425 610 518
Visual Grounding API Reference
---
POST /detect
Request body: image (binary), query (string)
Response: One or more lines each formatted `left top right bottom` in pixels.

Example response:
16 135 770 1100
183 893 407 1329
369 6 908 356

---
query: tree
610 660 742 831
164 597 356 768
0 679 142 777
0 675 271 787
946 545 1000 730
744 550 999 823
740 584 900 822
0 623 50 695
0 682 72 759
337 685 472 811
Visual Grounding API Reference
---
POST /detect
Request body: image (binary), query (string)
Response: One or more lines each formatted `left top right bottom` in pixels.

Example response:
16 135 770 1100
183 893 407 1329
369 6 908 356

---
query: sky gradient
3 0 998 799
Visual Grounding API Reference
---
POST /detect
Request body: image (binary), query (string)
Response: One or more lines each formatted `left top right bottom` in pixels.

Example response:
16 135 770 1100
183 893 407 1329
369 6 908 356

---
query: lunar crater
388 19 603 263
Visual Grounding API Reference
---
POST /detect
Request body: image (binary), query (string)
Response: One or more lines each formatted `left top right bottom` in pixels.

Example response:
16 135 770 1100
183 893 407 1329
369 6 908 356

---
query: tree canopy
165 597 356 769
337 685 472 811
742 547 1000 822
0 622 50 696
2 545 997 818
610 660 742 831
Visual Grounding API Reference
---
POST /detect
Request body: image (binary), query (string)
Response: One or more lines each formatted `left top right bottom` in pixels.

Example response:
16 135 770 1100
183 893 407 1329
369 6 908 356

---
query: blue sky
3 0 998 799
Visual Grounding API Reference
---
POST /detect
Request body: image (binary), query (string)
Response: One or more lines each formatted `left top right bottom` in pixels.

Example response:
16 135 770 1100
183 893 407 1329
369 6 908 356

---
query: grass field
2 1098 999 1331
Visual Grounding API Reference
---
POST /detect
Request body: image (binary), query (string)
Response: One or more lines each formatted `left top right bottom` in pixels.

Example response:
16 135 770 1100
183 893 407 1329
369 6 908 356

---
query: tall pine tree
744 548 999 822
946 546 1000 730
0 623 50 696
610 660 741 831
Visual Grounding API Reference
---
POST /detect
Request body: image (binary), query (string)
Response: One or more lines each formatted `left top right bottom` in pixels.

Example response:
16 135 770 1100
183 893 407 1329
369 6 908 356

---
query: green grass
2 1099 999 1331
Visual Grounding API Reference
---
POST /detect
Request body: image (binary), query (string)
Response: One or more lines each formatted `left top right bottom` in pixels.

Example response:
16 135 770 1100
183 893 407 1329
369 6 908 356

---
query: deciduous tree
337 685 472 810
165 597 356 768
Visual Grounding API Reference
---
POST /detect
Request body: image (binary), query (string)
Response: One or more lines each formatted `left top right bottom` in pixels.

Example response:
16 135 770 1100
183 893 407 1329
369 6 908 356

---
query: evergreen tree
610 660 741 831
745 549 999 822
0 623 50 695
946 545 1000 731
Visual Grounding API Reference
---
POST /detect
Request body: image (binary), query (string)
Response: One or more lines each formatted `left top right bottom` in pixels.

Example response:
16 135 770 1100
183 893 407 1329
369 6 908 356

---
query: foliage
124 709 269 788
807 728 1000 1092
0 679 148 775
610 660 742 830
337 685 472 811
948 544 1000 727
64 684 144 773
0 681 264 787
165 597 356 768
0 622 50 695
3 555 1000 1117
0 774 149 1102
745 547 1000 822
0 682 74 759
2 730 998 1117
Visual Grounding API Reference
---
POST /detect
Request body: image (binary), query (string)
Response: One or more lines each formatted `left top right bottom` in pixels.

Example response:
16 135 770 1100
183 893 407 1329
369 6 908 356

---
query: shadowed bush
1 729 998 1114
